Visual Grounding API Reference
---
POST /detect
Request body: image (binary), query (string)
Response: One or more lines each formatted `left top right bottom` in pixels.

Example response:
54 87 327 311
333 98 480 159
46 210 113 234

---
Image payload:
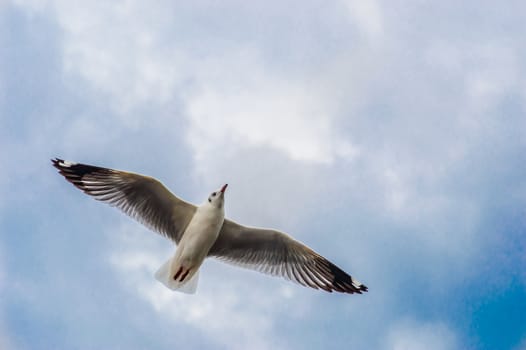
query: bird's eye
212 192 217 197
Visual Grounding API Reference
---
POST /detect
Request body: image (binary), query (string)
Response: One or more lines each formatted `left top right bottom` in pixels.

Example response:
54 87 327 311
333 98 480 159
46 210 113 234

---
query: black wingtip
323 260 369 294
51 157 63 168
351 282 368 294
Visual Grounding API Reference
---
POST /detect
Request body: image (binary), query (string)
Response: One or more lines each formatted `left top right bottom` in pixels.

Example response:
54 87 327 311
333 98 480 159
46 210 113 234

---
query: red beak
220 184 228 193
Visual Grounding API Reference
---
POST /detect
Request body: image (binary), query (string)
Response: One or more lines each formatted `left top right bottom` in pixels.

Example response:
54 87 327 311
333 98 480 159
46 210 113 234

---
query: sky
1 0 525 349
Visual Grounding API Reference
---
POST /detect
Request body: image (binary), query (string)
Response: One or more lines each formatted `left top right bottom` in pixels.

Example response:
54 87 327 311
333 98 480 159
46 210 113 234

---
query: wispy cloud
342 0 384 41
107 222 301 350
385 319 459 350
185 50 359 167
2 0 526 348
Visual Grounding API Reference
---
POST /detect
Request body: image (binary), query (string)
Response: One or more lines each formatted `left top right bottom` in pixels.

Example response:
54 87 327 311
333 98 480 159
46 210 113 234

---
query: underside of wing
52 158 196 243
208 220 368 294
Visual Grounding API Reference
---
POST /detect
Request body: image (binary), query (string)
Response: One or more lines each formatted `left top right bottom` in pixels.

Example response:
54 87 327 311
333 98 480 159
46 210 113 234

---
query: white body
155 200 225 293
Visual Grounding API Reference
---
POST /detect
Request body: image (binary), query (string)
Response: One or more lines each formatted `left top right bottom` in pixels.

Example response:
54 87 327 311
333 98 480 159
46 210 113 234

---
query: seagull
52 158 368 295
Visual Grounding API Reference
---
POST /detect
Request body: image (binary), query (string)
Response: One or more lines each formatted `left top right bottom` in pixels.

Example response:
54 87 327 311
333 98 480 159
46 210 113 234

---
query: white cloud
106 222 296 350
11 0 48 13
425 40 520 115
9 0 500 293
185 50 359 169
55 1 183 118
5 0 526 348
9 0 362 225
13 0 186 120
10 0 518 286
384 319 460 350
342 0 384 41
13 0 360 167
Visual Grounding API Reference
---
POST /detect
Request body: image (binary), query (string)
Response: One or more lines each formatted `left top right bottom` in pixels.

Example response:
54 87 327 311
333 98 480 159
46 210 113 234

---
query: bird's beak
220 184 228 193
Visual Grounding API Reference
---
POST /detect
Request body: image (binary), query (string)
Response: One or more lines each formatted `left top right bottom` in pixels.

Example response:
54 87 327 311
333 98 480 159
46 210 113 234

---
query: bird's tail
154 258 199 294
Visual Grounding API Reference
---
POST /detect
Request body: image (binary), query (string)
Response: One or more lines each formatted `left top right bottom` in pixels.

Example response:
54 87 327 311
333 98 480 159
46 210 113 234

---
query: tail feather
154 258 199 294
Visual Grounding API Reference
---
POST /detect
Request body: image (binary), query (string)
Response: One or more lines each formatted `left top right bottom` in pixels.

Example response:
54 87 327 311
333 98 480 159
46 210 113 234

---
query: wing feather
52 158 196 243
208 219 368 294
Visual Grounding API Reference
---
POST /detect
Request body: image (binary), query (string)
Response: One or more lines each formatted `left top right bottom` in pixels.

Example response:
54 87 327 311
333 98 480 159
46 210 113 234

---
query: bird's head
207 183 228 209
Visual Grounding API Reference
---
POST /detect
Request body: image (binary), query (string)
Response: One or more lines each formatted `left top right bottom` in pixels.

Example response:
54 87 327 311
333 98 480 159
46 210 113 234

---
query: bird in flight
52 158 368 295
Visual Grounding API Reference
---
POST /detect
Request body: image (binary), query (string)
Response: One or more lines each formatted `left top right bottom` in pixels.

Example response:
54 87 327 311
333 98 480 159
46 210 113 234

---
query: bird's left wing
208 219 368 294
52 158 196 244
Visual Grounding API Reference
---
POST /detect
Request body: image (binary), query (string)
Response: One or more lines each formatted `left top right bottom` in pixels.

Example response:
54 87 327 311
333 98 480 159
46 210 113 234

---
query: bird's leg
173 266 184 281
173 266 192 282
179 268 191 282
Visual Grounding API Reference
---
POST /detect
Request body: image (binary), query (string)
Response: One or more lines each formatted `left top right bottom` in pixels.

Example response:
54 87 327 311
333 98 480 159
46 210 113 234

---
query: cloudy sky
1 0 525 349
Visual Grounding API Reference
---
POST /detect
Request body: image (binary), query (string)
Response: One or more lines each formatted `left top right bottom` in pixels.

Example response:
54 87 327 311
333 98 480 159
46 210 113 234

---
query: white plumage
52 158 368 295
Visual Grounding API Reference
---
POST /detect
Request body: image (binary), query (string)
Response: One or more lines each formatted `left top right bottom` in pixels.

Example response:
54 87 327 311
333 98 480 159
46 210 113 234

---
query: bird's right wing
52 158 196 244
208 219 368 294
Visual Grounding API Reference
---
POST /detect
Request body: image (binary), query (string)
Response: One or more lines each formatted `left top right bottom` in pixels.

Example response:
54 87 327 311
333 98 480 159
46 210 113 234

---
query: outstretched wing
208 219 368 294
52 158 196 243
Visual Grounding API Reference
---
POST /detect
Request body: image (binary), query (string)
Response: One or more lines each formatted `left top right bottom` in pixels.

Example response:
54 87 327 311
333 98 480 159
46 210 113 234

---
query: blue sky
1 0 525 349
